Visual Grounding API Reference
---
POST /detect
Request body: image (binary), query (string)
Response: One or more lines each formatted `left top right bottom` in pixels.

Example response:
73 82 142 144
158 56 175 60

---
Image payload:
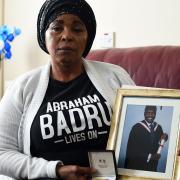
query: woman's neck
50 62 84 82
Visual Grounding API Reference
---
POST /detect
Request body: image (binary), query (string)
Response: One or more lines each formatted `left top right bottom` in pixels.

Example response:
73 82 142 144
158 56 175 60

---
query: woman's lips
58 47 75 52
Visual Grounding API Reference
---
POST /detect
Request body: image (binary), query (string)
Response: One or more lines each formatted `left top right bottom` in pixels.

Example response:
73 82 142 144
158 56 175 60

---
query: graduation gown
124 120 163 171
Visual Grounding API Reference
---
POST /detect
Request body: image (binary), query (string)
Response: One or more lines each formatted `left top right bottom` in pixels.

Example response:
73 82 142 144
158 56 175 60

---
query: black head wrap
37 0 96 57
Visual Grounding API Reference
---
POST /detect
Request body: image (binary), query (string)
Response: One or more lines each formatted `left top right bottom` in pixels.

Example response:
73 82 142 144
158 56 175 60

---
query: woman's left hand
56 165 96 180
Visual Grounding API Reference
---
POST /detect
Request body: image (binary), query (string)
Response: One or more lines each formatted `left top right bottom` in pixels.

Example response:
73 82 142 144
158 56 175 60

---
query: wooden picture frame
107 88 180 180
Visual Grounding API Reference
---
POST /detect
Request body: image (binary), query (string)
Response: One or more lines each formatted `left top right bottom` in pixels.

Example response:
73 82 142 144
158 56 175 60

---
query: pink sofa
87 46 180 89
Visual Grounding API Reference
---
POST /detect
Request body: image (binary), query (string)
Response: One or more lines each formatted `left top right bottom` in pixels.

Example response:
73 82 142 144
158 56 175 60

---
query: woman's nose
61 28 73 41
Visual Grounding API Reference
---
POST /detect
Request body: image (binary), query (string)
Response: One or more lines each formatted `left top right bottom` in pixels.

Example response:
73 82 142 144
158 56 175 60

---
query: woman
0 0 134 179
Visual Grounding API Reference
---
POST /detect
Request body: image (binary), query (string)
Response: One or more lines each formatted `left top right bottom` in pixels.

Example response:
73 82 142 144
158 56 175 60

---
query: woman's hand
56 165 96 180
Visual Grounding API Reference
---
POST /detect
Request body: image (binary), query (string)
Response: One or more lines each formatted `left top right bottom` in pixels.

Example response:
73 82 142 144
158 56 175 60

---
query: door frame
0 0 4 98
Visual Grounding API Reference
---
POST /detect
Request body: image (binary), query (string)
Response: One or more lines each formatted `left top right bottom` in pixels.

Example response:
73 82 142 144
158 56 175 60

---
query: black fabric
37 0 96 57
30 71 111 167
24 179 59 180
124 120 163 171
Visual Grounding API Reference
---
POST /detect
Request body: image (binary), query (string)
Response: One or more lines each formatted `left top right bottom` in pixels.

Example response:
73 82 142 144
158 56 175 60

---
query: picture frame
88 150 118 180
107 88 180 180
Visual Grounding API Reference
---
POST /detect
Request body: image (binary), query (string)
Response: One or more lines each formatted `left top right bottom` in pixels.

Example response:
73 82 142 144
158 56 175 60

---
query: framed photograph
107 88 180 180
88 150 118 180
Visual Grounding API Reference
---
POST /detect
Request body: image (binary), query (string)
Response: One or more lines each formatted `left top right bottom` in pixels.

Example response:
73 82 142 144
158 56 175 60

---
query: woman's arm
0 84 59 179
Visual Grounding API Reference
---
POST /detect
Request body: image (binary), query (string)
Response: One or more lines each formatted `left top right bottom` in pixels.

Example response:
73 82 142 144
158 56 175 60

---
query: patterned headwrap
37 0 96 57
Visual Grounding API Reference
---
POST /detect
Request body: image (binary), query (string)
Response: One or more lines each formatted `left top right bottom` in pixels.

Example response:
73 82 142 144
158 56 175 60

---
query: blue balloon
7 34 14 41
0 25 21 60
14 28 21 36
4 42 11 51
2 27 9 35
1 34 6 41
5 51 12 59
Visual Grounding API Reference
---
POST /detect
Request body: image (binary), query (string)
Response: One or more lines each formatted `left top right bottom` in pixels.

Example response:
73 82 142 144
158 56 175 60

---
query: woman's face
45 14 88 68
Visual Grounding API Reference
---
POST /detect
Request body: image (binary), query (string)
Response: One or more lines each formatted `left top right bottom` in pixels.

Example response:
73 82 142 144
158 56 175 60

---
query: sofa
87 46 180 89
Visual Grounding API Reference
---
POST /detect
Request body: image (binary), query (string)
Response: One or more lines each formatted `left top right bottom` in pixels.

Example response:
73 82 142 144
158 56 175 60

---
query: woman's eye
51 26 63 32
73 25 85 32
74 28 82 32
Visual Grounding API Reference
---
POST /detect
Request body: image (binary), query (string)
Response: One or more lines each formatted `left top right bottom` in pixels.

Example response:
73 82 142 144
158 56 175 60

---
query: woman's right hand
56 165 96 180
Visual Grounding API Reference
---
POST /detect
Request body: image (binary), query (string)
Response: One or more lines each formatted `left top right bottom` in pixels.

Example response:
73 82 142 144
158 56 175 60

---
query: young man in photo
124 105 168 172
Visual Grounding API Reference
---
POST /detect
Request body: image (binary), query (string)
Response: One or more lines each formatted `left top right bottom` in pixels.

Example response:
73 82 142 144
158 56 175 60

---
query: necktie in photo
150 123 155 143
150 123 154 133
